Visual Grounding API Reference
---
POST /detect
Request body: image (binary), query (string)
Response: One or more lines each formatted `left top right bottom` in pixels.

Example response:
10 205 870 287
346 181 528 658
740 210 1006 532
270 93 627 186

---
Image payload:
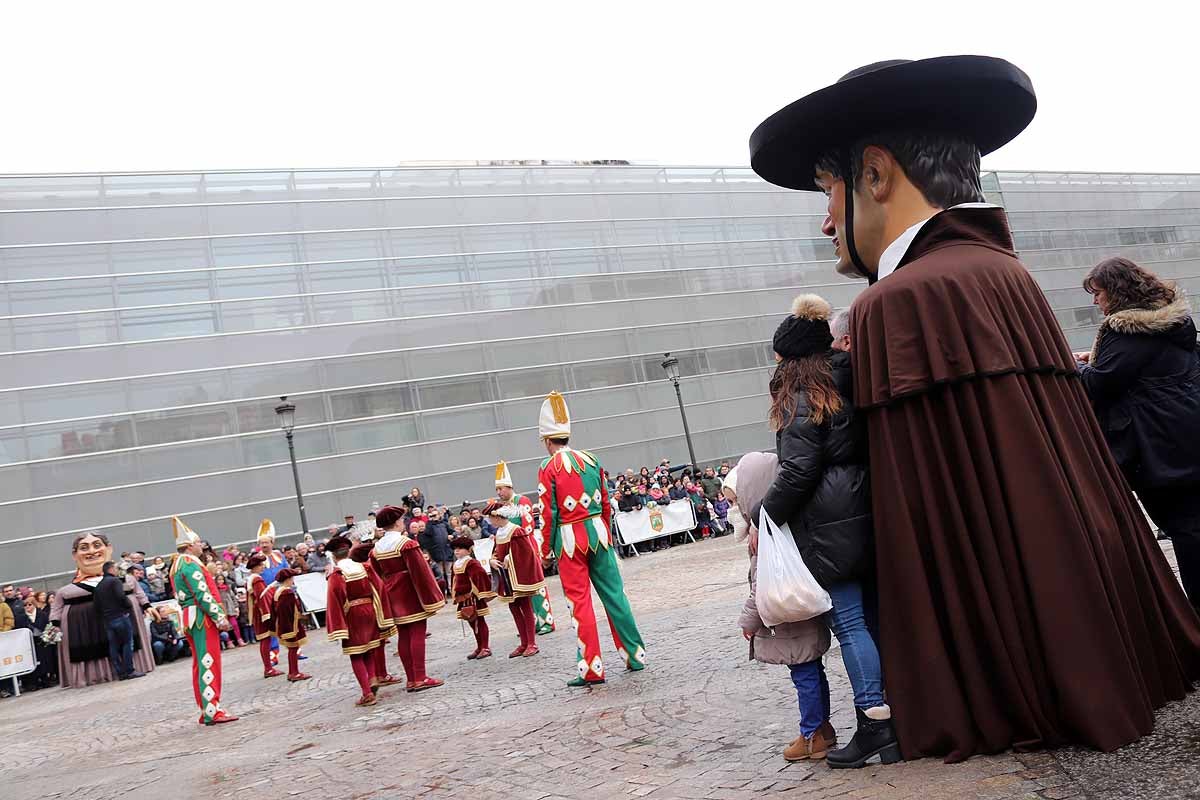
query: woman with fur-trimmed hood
1076 257 1200 612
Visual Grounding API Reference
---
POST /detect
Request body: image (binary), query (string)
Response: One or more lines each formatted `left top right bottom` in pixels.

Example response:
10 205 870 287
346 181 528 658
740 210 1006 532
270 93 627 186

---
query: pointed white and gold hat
495 460 514 489
172 515 201 548
538 391 571 440
256 518 276 542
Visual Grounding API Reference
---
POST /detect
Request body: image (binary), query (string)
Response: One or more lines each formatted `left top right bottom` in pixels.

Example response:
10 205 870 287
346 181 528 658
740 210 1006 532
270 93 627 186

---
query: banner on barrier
293 572 329 613
0 628 37 679
614 502 697 545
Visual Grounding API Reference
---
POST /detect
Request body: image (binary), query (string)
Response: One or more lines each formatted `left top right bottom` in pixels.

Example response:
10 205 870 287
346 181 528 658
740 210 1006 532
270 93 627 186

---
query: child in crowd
235 587 254 644
451 536 495 660
712 493 731 536
215 572 244 649
732 450 836 761
422 550 449 597
688 482 712 538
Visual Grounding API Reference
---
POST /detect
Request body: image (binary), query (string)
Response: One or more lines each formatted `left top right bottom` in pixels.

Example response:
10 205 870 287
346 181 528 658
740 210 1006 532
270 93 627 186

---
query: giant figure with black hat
751 56 1200 765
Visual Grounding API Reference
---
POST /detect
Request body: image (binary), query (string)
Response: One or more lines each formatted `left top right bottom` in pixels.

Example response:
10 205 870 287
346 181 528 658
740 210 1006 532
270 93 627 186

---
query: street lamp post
274 396 310 538
660 354 699 470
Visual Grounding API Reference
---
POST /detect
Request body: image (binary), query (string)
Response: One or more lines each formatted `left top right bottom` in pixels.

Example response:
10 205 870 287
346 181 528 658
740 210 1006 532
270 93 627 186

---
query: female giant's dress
49 574 155 688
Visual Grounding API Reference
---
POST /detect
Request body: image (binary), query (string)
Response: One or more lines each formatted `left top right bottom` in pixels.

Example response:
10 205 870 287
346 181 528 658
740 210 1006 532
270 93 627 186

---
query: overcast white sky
2 2 1197 175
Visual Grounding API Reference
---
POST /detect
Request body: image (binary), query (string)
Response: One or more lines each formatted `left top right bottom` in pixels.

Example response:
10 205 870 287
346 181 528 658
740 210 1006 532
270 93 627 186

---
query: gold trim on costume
339 637 388 655
371 586 393 629
548 392 568 424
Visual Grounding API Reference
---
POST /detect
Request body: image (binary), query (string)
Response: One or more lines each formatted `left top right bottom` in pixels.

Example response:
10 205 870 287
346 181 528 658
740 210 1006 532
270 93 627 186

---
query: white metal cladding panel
5 166 1200 586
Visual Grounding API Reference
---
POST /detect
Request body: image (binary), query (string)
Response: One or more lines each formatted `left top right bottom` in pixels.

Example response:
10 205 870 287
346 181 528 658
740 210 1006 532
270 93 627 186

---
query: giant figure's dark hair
815 130 985 209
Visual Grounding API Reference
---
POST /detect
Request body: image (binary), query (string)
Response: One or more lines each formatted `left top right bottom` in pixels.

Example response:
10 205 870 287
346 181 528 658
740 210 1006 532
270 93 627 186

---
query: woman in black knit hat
750 293 891 767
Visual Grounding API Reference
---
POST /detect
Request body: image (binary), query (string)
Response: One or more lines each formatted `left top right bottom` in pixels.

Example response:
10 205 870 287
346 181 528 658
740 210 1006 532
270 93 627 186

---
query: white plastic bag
755 507 833 627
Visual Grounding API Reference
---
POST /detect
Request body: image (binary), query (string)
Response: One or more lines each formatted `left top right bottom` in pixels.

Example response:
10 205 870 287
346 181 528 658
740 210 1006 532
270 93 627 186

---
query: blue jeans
827 580 885 709
152 639 188 664
788 661 830 737
106 615 135 678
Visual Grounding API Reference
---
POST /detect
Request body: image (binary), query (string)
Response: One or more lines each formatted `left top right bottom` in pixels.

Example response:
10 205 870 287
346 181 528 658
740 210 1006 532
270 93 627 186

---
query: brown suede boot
810 721 837 759
783 721 838 762
783 736 812 762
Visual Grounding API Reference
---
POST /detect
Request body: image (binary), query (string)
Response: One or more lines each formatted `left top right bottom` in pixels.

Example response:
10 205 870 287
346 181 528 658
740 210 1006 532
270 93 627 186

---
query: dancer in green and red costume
535 391 646 686
168 515 238 725
495 460 556 635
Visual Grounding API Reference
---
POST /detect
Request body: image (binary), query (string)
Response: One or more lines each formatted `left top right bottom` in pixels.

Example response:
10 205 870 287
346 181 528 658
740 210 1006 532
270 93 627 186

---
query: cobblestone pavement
2 536 1197 800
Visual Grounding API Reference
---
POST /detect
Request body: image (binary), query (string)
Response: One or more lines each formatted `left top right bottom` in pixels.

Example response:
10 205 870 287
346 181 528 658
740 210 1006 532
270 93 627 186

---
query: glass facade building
2 164 1198 585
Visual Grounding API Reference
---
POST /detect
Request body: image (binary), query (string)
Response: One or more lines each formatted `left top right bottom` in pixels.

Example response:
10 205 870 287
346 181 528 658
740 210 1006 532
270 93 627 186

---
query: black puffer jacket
420 519 453 562
752 351 872 588
1080 295 1200 526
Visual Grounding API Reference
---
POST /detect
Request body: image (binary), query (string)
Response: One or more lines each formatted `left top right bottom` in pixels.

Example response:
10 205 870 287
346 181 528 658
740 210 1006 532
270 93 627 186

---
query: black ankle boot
826 706 901 769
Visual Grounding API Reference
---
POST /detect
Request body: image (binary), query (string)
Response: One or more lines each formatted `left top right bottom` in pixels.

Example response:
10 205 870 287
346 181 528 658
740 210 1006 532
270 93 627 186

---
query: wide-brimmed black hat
750 56 1036 191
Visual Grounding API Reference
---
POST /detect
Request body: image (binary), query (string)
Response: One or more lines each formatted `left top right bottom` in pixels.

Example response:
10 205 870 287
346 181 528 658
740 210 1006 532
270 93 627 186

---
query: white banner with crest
613 502 697 545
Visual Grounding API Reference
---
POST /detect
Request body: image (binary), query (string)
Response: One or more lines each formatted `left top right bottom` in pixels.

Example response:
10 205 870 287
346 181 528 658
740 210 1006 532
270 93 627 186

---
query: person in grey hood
734 449 834 763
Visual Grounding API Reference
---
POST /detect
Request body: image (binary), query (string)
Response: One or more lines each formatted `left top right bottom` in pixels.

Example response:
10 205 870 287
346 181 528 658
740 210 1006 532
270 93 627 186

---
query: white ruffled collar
336 557 366 578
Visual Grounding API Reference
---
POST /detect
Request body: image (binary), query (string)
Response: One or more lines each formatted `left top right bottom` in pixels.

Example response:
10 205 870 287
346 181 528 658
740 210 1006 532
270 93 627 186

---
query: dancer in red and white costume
326 534 399 706
369 505 444 692
246 553 282 678
486 499 547 658
271 569 312 683
451 535 496 660
495 460 556 635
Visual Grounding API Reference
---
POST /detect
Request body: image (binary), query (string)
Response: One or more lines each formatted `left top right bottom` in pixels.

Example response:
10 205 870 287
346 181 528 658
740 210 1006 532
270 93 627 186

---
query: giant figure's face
816 170 854 277
815 167 888 279
72 533 112 578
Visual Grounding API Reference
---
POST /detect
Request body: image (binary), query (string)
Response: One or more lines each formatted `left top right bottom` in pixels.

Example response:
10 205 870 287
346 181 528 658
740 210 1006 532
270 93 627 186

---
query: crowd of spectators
610 460 734 552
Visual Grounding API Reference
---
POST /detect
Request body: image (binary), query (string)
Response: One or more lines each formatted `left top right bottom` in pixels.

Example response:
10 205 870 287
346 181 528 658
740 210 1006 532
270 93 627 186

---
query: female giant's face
72 533 112 577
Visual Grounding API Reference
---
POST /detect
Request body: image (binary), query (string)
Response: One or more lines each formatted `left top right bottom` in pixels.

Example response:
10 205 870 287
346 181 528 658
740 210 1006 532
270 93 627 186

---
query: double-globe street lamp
274 396 310 538
660 354 699 470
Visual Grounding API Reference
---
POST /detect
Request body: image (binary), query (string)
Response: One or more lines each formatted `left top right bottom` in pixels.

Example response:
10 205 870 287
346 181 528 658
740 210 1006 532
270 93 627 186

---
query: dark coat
420 519 453 562
754 350 872 589
849 206 1200 762
1081 296 1200 533
1081 297 1200 487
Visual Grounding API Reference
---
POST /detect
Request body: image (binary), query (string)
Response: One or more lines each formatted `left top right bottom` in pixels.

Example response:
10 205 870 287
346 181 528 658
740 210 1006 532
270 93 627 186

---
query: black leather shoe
827 706 901 769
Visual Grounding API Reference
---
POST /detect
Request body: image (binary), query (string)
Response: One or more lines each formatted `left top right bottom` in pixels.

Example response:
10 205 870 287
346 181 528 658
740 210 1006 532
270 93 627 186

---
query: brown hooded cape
849 206 1200 762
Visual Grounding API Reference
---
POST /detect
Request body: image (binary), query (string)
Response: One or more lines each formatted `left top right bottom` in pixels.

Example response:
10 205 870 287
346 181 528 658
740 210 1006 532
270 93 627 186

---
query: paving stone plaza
2 536 1197 800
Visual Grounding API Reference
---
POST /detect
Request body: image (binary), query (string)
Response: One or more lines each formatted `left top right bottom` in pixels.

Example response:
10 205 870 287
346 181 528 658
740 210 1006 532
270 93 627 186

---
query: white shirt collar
875 203 999 282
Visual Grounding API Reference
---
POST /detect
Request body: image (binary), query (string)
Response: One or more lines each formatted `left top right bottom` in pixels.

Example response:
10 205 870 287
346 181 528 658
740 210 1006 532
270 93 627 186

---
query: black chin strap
840 151 875 285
